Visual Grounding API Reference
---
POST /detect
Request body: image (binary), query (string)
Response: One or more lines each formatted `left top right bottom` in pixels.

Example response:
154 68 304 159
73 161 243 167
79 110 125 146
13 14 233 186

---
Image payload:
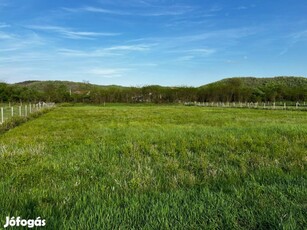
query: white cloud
121 27 257 52
291 30 307 41
58 48 120 57
167 48 216 58
105 44 154 51
62 6 131 16
234 5 256 10
82 6 129 15
0 22 10 28
235 6 248 10
58 43 154 58
27 25 120 39
63 5 192 17
0 31 14 39
0 52 51 63
176 55 194 61
279 30 307 55
130 62 158 67
209 5 223 12
187 48 216 55
0 31 45 53
86 68 129 78
178 27 256 43
173 49 216 62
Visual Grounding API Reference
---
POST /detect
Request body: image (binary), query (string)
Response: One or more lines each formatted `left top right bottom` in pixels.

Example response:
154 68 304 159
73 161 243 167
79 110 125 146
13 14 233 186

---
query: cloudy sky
0 0 307 86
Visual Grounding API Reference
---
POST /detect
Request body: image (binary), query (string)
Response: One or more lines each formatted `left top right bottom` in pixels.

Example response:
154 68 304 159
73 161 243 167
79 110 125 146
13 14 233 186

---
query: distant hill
4 76 306 103
14 80 127 92
204 76 307 88
16 76 307 91
198 76 307 102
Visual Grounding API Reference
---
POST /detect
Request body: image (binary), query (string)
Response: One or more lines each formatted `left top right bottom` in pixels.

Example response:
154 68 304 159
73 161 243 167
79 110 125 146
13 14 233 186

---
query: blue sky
0 0 307 86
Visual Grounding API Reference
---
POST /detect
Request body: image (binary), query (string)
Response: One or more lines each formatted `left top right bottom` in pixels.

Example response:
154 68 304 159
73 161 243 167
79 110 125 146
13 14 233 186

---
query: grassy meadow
0 105 306 229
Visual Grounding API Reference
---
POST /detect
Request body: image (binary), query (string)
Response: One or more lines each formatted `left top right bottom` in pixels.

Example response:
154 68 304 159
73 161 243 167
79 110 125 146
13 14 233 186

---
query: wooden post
25 105 27 117
273 102 276 109
1 107 3 124
11 107 14 117
19 106 22 116
284 103 286 110
30 104 32 113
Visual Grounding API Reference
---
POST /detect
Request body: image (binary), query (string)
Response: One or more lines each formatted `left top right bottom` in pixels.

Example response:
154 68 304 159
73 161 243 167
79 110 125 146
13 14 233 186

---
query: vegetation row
1 76 306 103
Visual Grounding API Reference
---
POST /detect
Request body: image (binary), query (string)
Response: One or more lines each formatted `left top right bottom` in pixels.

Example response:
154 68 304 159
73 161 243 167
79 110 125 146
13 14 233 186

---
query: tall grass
0 105 306 229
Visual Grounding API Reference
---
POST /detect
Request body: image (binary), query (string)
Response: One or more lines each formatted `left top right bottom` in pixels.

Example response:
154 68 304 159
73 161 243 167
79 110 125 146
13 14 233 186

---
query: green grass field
0 105 306 229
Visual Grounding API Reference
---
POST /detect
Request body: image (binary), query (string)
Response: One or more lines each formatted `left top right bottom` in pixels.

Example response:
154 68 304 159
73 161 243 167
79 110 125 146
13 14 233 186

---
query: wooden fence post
19 106 22 116
1 107 3 124
11 107 14 117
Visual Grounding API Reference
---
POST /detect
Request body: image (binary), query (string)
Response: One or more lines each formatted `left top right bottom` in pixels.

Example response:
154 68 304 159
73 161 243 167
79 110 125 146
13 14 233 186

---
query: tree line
1 77 306 104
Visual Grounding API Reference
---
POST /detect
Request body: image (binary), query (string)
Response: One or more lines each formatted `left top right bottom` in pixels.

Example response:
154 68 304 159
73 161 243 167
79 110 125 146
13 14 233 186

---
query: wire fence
0 102 55 125
184 101 307 111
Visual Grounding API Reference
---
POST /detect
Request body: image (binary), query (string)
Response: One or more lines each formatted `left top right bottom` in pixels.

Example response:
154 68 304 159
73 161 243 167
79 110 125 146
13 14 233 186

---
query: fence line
184 101 307 111
0 102 55 125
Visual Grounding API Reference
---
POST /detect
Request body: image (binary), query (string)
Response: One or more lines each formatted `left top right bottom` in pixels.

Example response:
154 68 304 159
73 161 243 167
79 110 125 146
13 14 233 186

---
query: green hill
199 76 307 102
15 80 127 92
16 76 307 92
213 76 307 88
1 76 306 103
